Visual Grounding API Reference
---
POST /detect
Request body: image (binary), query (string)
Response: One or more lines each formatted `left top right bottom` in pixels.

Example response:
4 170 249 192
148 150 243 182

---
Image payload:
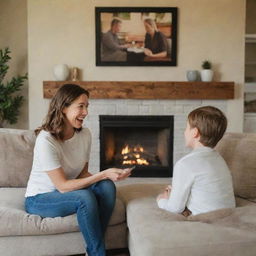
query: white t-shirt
157 147 236 215
25 128 91 197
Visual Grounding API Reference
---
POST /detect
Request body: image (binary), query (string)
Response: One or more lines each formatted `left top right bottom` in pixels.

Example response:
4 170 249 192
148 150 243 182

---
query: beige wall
0 0 28 129
28 0 245 131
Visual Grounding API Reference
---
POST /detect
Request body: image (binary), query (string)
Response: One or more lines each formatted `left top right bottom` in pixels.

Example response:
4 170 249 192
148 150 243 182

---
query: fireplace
100 115 174 177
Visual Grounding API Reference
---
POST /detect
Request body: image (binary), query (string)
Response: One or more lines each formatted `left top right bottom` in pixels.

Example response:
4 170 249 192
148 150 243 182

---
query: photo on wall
95 7 178 66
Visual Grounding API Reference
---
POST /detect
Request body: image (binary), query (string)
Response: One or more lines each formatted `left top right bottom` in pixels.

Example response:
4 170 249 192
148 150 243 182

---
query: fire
121 145 130 155
121 144 149 165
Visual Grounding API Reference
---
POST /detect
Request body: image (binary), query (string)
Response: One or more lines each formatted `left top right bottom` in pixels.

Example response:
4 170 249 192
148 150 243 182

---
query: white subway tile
139 105 150 114
127 105 140 115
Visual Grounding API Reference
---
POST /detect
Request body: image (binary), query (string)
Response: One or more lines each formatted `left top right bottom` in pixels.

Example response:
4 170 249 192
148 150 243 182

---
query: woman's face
62 94 89 129
144 21 155 34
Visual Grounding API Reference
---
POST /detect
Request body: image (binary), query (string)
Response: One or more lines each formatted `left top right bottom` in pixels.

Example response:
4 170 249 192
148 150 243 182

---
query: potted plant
0 47 27 127
201 60 214 82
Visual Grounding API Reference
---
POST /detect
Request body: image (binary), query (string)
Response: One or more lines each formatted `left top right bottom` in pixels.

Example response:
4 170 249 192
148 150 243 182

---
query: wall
28 0 245 130
27 0 245 171
0 0 28 129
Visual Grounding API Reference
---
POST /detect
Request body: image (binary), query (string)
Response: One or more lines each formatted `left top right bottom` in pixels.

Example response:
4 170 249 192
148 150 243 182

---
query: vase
53 64 69 81
186 70 199 81
201 69 214 82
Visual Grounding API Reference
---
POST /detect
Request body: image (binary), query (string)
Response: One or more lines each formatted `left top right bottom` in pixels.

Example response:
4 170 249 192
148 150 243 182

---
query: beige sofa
0 129 127 256
0 129 256 256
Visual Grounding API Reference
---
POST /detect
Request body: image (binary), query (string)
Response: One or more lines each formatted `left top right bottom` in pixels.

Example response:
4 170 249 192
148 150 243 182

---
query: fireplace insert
100 115 173 177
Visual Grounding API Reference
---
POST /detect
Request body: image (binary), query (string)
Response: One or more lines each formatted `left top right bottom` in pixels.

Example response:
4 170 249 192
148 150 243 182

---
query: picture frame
95 7 178 66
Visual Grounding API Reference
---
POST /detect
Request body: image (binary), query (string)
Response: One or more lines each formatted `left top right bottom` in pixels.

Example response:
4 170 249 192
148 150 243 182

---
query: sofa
0 128 256 256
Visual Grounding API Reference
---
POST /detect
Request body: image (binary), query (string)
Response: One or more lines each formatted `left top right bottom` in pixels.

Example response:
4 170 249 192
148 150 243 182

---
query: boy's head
186 106 227 148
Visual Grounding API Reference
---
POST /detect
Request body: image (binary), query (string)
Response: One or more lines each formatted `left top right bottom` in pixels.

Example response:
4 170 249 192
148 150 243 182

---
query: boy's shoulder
177 147 219 165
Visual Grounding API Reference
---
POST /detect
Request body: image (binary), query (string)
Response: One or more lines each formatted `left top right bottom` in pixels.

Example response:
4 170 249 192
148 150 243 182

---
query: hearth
100 115 173 177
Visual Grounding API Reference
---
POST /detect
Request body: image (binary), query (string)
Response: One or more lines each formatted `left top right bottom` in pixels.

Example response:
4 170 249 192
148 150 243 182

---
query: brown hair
188 106 227 148
35 84 89 141
111 18 122 28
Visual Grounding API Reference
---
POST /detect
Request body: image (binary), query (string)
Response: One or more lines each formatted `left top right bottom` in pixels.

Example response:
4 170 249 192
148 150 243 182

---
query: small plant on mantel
201 60 214 82
0 47 27 127
201 60 212 70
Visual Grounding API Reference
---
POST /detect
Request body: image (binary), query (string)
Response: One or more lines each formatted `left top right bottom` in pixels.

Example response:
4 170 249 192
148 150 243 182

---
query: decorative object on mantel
201 60 214 82
0 47 27 127
71 67 79 81
43 81 235 100
53 64 69 81
186 70 199 81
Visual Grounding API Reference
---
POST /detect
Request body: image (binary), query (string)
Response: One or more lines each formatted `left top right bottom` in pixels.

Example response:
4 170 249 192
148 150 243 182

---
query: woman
25 84 131 256
143 18 168 58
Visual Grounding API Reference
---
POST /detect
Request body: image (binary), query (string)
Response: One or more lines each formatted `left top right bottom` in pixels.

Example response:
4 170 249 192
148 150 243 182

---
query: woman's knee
98 179 116 194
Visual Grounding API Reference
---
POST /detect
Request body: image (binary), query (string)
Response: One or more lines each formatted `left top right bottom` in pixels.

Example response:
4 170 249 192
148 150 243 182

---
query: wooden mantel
43 81 235 99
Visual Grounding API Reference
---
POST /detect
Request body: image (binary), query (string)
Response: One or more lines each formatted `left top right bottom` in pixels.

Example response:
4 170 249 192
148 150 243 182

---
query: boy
157 106 235 216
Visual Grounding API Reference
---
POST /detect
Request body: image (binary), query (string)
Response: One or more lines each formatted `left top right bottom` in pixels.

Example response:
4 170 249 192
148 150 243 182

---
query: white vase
201 69 214 82
53 64 69 81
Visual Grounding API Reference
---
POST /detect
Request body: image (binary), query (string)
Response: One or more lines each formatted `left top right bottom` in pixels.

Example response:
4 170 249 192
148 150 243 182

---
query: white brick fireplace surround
85 99 227 174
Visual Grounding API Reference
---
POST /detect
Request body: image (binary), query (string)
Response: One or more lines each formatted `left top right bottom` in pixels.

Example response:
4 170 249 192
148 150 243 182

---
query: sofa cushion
0 129 35 187
0 188 126 236
122 184 256 256
216 133 256 199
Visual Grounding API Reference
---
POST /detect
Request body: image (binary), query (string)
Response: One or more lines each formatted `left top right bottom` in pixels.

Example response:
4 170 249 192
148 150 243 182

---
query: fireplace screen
100 116 173 177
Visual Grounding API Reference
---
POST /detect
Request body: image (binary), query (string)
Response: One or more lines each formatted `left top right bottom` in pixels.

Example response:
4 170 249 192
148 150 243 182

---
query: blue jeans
25 179 116 256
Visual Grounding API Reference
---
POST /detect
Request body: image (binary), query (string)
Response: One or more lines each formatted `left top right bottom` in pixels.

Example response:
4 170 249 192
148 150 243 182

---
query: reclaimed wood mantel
43 81 235 99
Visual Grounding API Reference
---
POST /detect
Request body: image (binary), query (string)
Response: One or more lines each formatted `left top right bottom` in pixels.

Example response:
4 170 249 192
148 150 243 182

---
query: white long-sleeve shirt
157 147 235 215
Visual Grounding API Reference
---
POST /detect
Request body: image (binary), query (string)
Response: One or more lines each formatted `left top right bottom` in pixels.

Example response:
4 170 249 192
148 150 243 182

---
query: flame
121 144 149 165
121 145 129 155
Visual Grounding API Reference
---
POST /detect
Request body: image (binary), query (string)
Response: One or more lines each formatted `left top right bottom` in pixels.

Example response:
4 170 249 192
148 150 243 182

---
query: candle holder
71 67 79 81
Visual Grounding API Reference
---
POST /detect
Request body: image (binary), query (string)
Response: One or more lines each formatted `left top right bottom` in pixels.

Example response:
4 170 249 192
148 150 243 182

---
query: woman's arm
77 162 131 180
46 166 122 193
144 48 167 58
77 162 92 178
151 51 167 58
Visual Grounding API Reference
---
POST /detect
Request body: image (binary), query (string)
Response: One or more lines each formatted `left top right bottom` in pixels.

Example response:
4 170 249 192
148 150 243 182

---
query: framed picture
95 7 178 66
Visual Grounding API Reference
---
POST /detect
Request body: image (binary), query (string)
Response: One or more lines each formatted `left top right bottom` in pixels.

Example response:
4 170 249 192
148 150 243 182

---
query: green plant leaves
201 60 211 69
0 47 27 125
0 48 11 83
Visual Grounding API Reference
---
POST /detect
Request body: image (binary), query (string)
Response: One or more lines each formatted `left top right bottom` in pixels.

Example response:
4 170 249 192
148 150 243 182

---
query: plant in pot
0 47 27 127
201 60 214 82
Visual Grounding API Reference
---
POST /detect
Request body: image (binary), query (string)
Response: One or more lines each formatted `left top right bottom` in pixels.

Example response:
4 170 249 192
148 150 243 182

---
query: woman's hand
117 168 132 180
144 48 153 56
102 168 123 181
102 167 133 181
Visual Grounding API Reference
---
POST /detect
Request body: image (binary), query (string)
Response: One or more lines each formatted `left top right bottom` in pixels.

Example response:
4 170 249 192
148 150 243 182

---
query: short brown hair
35 84 89 141
188 106 227 148
111 18 122 28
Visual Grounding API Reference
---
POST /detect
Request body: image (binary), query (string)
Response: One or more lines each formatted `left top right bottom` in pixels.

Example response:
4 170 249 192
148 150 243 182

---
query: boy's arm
157 161 194 213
